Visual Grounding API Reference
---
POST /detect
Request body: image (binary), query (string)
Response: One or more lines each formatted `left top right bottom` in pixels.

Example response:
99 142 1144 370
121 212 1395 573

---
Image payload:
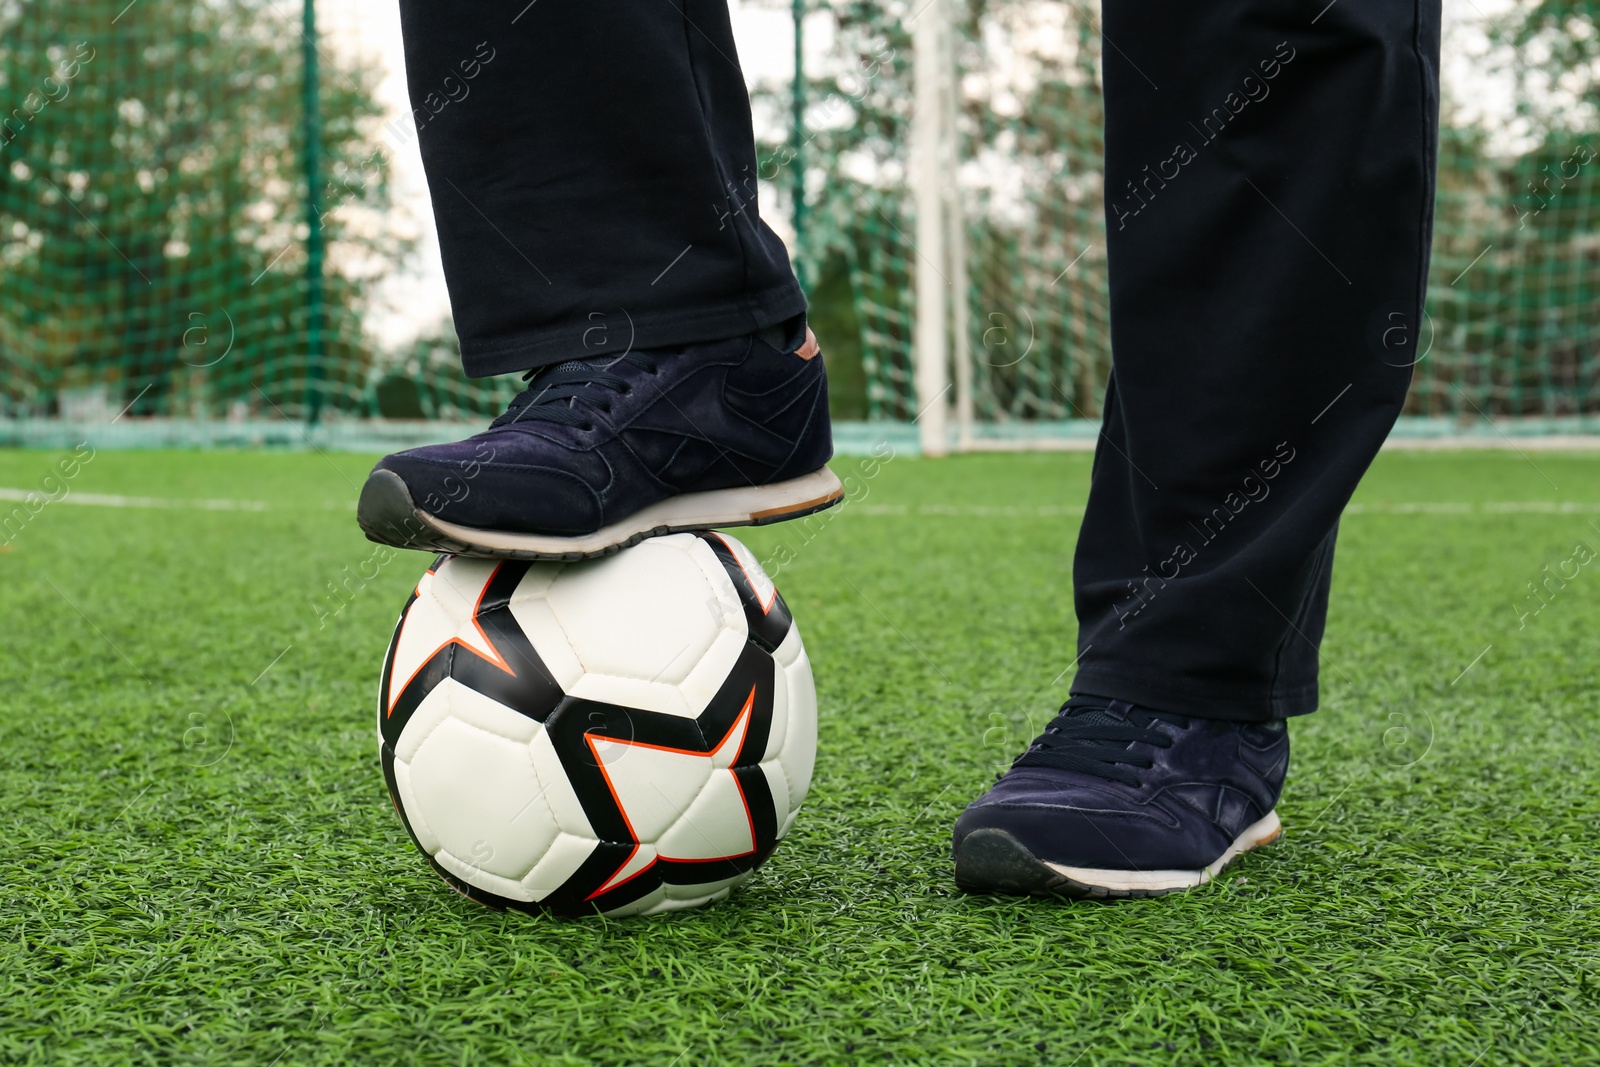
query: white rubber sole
1042 810 1283 894
954 809 1283 900
358 465 845 561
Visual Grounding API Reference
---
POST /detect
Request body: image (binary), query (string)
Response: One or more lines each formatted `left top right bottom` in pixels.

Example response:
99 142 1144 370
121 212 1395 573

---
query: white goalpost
911 0 957 457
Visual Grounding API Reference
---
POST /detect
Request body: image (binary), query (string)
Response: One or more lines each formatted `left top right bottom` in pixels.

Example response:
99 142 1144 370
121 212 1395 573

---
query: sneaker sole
357 466 845 560
953 810 1282 900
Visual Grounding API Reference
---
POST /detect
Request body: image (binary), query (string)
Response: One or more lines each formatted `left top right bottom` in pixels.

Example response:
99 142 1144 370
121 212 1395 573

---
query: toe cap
373 447 604 536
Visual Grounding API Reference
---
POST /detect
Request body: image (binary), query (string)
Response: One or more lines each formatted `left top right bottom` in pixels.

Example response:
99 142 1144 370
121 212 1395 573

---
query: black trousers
396 0 807 378
399 0 1441 722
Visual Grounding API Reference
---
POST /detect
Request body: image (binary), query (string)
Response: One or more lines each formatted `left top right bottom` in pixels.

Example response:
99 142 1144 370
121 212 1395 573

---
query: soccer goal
1 1 1596 454
789 0 1600 454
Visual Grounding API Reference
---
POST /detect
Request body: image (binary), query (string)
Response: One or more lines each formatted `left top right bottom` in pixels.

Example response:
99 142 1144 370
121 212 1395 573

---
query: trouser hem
1071 665 1319 723
459 280 808 378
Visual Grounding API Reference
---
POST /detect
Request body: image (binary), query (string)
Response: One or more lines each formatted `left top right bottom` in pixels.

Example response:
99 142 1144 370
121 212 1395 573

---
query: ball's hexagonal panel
778 635 818 817
391 680 454 763
544 538 733 686
588 733 712 844
507 559 565 600
427 557 504 620
527 724 597 841
504 594 586 692
655 770 756 862
405 715 560 882
521 832 600 899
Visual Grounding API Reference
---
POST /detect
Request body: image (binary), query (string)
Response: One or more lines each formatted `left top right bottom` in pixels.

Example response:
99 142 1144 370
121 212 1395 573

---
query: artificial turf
2 447 1598 1065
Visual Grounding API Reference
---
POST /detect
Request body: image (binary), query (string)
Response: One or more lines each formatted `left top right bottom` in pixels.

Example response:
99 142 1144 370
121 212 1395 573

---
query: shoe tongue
1060 698 1130 727
1034 702 1130 753
518 357 613 393
519 359 597 385
1064 706 1126 728
1040 700 1155 753
1062 700 1188 735
551 358 603 374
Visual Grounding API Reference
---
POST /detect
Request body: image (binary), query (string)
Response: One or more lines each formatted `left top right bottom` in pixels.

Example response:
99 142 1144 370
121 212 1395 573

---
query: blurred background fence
2 0 1597 450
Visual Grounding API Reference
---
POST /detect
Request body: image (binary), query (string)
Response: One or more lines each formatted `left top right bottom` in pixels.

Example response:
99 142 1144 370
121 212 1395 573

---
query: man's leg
359 1 840 559
396 0 805 374
955 0 1440 896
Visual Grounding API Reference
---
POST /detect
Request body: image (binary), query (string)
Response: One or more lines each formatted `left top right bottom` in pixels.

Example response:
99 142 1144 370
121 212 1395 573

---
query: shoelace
489 352 661 431
1008 700 1179 786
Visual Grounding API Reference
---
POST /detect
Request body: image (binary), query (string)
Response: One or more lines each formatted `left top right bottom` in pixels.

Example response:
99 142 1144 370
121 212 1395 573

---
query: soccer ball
377 532 818 917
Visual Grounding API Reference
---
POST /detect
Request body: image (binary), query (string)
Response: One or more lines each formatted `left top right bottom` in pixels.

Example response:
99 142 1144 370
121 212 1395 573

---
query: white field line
1 489 1597 518
853 503 1089 517
0 489 272 511
851 501 1600 517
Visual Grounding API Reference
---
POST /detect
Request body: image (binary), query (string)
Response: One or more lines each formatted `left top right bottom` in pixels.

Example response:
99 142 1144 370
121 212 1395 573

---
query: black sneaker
953 699 1288 899
357 329 841 559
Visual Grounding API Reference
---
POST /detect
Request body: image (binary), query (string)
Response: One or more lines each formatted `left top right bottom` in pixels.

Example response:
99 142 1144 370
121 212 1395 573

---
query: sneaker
357 329 842 559
952 698 1288 899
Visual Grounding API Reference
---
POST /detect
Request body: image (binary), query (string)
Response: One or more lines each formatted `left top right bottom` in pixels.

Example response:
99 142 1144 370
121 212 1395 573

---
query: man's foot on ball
952 698 1289 899
358 327 840 559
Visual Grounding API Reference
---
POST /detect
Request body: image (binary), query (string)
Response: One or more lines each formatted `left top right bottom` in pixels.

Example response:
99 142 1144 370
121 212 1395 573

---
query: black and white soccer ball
377 532 818 917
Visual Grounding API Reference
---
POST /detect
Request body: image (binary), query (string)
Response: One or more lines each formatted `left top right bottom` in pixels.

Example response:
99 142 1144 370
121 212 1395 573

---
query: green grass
3 447 1599 1066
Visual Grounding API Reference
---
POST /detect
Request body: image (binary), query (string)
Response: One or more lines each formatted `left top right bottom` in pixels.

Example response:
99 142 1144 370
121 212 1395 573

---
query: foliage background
1 0 1595 426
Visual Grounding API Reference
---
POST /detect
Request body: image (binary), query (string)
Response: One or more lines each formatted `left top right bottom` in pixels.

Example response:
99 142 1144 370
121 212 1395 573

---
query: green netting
770 0 1600 429
0 0 520 426
2 0 1597 440
4 0 351 421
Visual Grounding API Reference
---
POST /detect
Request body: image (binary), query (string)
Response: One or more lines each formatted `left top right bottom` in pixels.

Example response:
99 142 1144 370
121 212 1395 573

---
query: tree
0 0 399 418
